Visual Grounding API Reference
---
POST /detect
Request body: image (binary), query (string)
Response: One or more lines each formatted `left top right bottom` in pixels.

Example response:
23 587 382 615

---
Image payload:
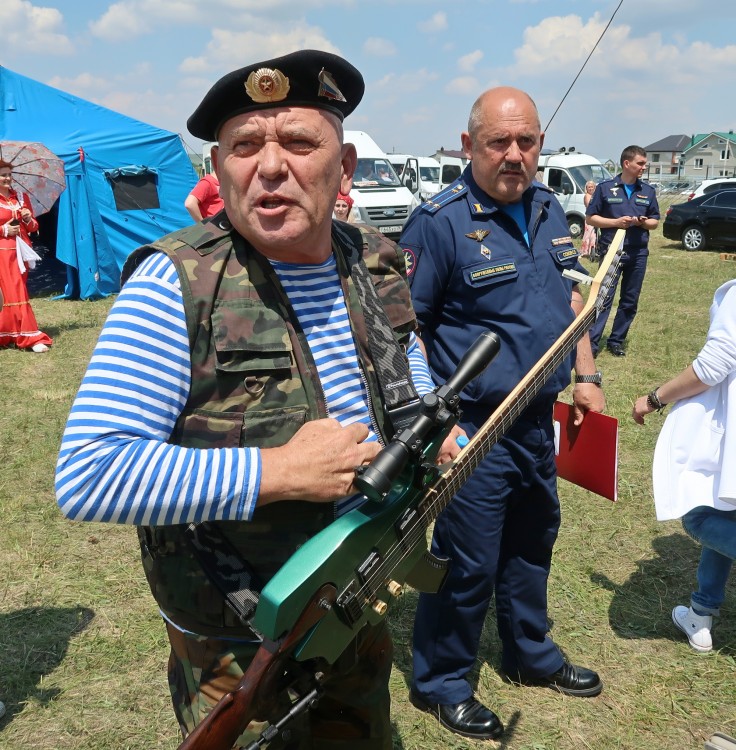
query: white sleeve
55 252 261 525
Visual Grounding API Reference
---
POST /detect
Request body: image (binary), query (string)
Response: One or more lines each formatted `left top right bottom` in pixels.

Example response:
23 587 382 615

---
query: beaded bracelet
647 388 666 413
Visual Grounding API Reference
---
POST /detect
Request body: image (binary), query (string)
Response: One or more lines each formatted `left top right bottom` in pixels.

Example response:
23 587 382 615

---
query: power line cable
544 0 624 133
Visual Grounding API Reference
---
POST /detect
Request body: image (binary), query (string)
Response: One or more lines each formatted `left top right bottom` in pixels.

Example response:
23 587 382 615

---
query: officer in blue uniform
586 145 660 357
400 87 606 742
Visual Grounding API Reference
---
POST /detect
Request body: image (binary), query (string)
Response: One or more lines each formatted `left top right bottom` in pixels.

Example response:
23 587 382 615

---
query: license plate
379 225 403 234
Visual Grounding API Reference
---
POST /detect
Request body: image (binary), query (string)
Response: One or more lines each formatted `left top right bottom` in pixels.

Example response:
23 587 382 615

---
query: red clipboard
553 401 618 501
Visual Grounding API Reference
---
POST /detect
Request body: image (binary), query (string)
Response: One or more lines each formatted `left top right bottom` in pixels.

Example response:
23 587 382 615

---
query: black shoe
513 662 603 697
409 690 504 740
606 343 626 357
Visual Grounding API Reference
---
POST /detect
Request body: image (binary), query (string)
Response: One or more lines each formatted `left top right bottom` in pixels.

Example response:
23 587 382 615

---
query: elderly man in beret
56 50 458 748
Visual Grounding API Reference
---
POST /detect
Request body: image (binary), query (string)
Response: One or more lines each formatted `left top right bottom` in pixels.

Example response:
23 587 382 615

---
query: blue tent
0 66 198 299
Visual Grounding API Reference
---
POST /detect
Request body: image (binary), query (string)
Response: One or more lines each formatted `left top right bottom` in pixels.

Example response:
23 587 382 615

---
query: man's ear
340 142 358 195
211 145 219 178
461 131 472 160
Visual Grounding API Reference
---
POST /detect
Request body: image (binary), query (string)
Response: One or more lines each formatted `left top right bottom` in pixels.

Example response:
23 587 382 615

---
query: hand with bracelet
631 364 710 425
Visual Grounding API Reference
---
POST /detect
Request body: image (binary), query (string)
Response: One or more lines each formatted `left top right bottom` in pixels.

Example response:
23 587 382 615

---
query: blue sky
2 0 735 166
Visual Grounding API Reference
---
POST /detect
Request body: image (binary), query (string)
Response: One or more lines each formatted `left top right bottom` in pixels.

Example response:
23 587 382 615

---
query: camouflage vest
121 214 417 637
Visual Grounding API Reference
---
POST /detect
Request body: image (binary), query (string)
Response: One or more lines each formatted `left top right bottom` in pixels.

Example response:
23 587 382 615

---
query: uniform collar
461 164 552 217
614 173 642 190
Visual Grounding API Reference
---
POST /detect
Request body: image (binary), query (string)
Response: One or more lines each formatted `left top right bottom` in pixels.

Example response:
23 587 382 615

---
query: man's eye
286 140 314 150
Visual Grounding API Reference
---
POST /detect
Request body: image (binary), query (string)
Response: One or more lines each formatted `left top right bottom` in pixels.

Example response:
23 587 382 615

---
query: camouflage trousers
165 620 393 749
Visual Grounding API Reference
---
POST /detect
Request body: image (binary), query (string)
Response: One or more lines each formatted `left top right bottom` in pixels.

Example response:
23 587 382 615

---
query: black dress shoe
514 662 603 697
606 343 626 357
409 690 504 740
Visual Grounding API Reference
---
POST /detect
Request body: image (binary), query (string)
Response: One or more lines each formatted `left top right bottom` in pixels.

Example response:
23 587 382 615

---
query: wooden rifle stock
177 583 337 750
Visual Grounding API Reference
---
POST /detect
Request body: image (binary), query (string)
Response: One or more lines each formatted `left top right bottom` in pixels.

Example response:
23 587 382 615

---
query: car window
713 191 736 208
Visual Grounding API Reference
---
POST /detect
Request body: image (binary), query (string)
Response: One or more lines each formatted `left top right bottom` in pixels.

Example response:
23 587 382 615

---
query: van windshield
352 159 402 188
420 166 440 183
569 164 612 191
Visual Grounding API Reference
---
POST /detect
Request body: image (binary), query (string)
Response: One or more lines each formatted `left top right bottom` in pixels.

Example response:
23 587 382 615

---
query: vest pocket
243 406 308 448
212 298 293 372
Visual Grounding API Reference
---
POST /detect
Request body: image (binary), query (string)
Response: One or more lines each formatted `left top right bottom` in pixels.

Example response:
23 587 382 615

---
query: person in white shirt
633 278 736 652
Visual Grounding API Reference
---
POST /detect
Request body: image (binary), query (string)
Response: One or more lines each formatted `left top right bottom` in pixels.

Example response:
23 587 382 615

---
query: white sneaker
672 605 713 652
31 342 49 353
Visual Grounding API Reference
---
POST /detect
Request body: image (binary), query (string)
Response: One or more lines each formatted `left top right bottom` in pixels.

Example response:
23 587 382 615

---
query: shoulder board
421 182 468 213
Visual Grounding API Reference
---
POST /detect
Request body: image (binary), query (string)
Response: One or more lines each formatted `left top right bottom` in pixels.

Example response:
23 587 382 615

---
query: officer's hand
258 419 381 504
571 383 605 426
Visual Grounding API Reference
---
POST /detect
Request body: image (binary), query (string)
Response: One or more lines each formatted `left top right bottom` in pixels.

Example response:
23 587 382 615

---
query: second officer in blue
400 86 606 741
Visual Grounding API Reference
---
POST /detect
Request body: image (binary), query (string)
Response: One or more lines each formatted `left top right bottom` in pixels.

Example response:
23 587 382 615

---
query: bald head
462 86 544 204
468 87 540 138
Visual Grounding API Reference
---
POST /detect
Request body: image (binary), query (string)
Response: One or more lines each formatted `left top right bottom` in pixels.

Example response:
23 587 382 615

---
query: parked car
685 177 736 201
663 189 736 251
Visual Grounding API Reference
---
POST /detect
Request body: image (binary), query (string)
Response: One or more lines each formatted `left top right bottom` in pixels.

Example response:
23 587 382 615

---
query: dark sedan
663 189 736 251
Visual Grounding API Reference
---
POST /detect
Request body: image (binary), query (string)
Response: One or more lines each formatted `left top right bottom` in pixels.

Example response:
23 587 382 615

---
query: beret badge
245 67 290 103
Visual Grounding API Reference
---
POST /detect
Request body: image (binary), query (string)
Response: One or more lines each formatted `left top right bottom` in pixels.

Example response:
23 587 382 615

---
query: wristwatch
575 370 603 386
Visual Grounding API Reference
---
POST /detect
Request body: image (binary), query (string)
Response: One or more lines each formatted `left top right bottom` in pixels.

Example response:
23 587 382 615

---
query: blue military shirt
586 174 660 251
401 165 582 411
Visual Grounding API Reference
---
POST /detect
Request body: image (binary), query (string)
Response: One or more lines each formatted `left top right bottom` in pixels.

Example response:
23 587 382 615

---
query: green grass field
1 225 735 750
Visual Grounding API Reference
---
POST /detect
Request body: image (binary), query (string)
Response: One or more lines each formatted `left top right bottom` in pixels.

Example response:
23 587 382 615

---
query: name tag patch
606 197 623 204
635 196 651 206
555 247 579 262
467 261 517 284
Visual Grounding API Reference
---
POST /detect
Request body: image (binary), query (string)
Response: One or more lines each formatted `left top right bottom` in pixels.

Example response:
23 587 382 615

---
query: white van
344 131 419 240
537 150 612 238
387 153 413 176
399 156 441 201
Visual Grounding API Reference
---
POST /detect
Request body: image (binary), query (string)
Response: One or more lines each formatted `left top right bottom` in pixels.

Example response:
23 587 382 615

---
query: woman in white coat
632 278 736 653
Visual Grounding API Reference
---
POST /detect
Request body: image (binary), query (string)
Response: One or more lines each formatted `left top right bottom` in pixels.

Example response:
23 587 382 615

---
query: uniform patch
555 247 579 262
403 246 416 276
551 236 573 246
467 261 517 283
480 244 491 259
635 196 651 205
606 197 623 204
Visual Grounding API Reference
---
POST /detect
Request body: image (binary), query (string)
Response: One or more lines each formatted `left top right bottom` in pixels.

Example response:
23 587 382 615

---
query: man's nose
258 142 287 179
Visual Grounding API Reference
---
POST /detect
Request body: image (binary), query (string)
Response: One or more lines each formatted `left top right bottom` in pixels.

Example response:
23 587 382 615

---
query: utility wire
544 0 624 133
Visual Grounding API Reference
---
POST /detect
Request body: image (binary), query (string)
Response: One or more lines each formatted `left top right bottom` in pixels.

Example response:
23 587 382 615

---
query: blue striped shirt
56 251 434 525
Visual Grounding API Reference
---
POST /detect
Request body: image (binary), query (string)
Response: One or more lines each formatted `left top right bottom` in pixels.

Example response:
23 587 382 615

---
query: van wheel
681 225 706 251
567 216 584 239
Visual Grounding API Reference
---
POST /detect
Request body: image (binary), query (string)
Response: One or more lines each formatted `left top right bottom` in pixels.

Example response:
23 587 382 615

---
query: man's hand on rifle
259 419 381 504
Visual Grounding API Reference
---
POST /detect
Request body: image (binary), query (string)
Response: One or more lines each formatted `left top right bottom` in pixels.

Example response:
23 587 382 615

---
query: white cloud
179 26 341 75
89 2 151 41
458 50 483 72
47 72 110 96
363 37 397 57
443 76 479 96
511 13 736 81
418 11 447 34
374 68 439 94
0 0 73 55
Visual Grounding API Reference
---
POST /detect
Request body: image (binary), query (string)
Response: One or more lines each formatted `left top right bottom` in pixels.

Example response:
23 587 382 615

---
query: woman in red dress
0 160 52 352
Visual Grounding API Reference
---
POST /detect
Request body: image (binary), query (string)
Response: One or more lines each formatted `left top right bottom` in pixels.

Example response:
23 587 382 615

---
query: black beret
187 49 365 141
